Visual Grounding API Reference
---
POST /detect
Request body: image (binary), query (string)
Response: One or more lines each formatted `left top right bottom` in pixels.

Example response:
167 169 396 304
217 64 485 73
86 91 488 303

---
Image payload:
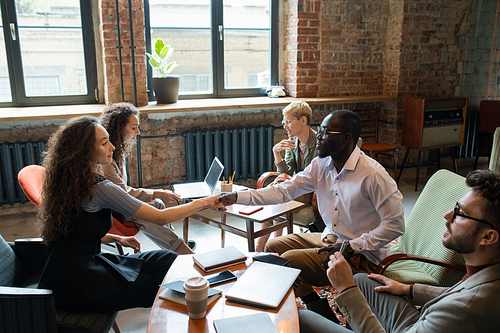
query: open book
159 280 222 306
192 245 247 272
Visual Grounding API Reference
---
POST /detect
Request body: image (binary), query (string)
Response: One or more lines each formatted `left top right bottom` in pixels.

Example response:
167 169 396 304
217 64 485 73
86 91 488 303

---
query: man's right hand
218 192 238 206
327 252 356 294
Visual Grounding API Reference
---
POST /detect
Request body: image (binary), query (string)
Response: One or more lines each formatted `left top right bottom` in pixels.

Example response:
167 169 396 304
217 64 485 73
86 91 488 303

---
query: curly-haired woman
99 103 195 254
37 116 225 313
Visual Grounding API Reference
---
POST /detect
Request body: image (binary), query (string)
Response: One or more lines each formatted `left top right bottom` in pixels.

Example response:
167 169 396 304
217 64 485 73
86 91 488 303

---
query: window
145 0 278 100
0 0 96 106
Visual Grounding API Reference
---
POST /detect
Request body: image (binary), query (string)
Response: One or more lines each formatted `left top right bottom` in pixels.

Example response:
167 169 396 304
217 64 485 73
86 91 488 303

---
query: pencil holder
221 182 233 192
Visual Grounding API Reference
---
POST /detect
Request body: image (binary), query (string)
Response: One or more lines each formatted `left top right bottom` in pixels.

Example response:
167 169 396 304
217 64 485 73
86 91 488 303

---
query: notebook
173 157 224 199
192 245 247 272
213 313 279 333
225 261 301 309
159 280 222 306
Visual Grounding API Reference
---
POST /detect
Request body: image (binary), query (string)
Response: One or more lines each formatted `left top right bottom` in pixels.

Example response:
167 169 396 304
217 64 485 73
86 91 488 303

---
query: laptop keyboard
187 183 207 197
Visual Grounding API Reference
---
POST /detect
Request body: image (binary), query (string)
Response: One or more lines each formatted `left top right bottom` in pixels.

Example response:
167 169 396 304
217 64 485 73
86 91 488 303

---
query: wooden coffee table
183 200 305 252
147 254 299 333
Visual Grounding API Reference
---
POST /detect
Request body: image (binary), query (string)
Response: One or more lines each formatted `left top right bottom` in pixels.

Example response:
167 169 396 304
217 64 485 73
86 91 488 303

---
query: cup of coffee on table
183 276 209 319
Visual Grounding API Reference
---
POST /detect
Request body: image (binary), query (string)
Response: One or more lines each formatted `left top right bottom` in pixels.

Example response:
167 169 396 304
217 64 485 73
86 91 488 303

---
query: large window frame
0 0 97 107
145 0 278 100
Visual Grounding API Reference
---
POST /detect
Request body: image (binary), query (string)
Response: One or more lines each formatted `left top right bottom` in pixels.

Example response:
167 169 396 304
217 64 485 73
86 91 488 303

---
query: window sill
0 95 397 122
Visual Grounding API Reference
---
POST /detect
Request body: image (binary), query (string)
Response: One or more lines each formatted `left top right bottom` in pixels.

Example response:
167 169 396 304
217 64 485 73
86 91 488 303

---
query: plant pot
152 76 179 104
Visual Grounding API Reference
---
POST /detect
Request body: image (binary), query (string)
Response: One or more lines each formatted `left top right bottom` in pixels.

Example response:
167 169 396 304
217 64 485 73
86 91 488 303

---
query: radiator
0 141 46 205
183 126 275 182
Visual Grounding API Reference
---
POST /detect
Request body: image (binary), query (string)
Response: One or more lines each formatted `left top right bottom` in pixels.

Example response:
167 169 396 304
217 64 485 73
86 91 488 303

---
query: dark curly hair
99 103 139 169
466 169 500 230
38 116 100 244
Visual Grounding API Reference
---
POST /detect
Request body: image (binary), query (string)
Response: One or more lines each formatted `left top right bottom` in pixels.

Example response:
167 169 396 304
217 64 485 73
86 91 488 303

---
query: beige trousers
265 232 378 297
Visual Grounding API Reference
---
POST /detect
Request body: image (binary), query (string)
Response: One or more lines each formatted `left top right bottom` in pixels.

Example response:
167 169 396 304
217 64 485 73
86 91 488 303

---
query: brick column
100 0 148 106
284 0 321 97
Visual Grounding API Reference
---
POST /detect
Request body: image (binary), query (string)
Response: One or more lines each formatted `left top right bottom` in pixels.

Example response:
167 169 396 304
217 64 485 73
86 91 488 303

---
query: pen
169 182 181 205
339 240 349 254
231 171 235 183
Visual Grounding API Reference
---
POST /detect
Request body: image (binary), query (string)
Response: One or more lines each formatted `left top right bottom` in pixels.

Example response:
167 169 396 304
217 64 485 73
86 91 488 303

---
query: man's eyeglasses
316 127 347 140
453 203 496 230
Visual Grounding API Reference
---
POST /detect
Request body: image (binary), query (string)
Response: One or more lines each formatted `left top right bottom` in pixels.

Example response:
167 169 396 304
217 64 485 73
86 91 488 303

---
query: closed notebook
224 261 300 308
193 245 247 272
213 313 278 333
158 280 222 306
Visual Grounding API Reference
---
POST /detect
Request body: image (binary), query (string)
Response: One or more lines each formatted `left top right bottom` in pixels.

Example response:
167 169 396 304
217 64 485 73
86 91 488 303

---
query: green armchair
0 235 120 333
375 169 468 287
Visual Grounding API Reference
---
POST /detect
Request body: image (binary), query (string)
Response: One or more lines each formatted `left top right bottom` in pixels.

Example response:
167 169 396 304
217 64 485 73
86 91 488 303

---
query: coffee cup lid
184 277 208 289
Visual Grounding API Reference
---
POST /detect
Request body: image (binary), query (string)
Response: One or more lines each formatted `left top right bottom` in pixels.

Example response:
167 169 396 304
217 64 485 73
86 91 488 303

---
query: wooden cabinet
400 97 468 190
402 97 467 150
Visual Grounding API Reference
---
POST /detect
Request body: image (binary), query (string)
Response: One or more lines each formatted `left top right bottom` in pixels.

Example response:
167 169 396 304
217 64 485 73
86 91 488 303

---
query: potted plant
146 38 180 104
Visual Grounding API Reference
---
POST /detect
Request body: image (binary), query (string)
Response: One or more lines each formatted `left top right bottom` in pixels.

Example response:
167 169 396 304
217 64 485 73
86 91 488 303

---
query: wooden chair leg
112 321 121 333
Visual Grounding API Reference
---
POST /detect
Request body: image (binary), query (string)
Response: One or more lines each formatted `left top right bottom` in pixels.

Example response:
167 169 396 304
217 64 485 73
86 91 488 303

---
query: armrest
0 286 52 298
375 253 466 275
11 238 51 276
0 286 58 332
256 171 280 189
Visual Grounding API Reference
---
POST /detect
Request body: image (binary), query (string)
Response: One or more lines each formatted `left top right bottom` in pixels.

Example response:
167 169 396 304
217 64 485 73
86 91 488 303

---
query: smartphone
239 206 264 215
253 254 290 266
207 270 237 286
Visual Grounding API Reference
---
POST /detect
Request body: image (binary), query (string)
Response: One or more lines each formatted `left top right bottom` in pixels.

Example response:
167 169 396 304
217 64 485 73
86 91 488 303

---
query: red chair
17 165 139 253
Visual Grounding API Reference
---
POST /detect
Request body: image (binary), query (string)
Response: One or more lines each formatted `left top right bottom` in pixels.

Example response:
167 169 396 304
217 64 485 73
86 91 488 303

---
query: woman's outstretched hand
202 194 227 210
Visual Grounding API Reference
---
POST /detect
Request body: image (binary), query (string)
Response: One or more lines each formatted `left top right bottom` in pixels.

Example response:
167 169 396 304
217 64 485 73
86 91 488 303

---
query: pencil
339 240 348 254
231 171 235 183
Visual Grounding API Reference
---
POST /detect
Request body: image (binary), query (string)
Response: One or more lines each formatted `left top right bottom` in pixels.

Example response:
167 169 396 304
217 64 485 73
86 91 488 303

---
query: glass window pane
0 6 12 102
223 1 270 89
149 0 212 94
15 0 88 97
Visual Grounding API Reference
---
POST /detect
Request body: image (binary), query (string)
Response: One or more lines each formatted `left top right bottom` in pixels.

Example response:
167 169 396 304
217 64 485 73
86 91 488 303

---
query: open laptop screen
205 157 224 192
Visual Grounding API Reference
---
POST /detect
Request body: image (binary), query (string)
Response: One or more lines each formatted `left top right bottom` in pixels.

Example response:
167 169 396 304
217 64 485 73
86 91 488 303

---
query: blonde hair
282 101 312 125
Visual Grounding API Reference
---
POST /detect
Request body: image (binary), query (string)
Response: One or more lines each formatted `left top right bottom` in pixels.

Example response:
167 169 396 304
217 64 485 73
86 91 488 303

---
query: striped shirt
81 180 143 217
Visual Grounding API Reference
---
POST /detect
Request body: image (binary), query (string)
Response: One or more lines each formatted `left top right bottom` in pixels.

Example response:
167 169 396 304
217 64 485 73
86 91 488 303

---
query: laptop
173 157 224 199
225 261 301 308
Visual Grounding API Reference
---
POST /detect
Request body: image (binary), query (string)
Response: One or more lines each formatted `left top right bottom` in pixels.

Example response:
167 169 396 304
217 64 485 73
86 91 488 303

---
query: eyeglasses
316 126 347 140
452 203 496 230
281 117 302 127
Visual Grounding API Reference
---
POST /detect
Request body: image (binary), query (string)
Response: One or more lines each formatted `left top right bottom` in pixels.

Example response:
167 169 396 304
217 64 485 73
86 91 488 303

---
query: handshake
217 192 238 206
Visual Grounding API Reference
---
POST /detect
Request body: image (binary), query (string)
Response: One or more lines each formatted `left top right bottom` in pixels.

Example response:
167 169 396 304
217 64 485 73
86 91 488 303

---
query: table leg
246 220 255 252
286 212 293 234
220 212 226 248
183 217 189 242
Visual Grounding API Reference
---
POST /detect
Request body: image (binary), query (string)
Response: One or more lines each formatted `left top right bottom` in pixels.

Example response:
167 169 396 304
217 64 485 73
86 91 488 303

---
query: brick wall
459 0 500 112
100 0 148 106
126 101 394 188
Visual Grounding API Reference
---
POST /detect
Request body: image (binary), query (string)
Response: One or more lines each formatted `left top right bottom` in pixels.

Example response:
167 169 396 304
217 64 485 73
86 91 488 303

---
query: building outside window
0 0 96 106
145 0 278 100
